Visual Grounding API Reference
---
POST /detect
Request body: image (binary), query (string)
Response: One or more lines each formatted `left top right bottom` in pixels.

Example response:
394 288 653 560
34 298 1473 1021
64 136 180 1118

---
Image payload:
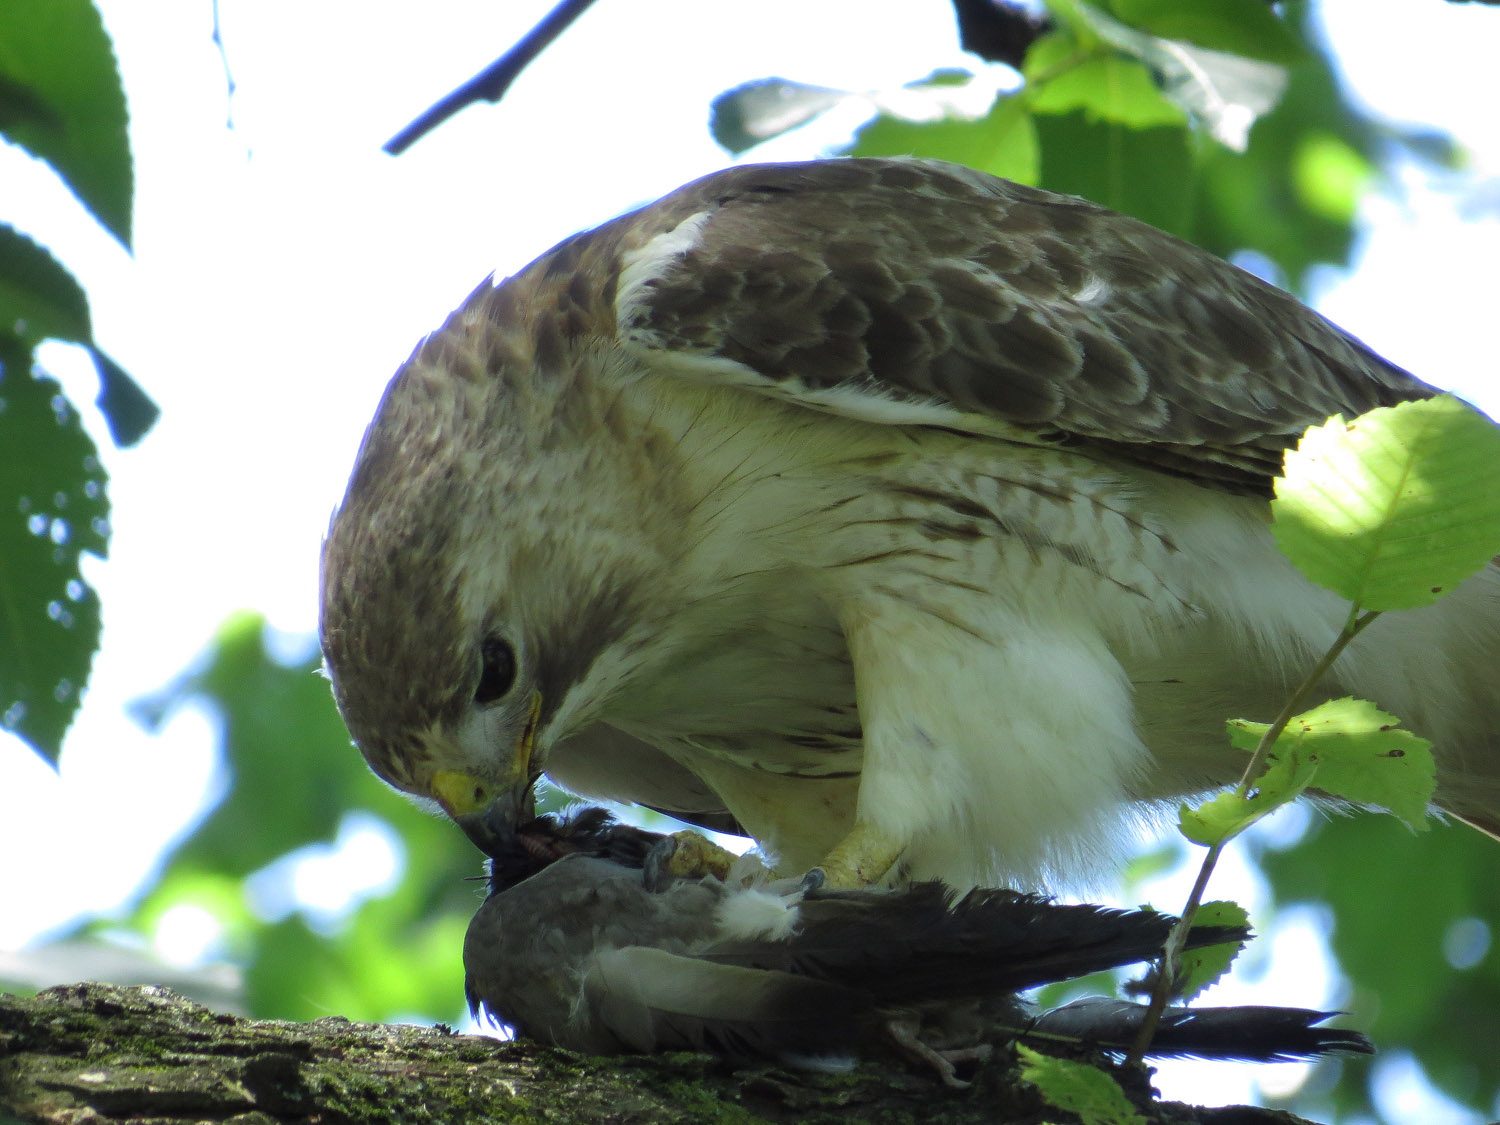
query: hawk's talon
641 837 677 893
798 867 827 893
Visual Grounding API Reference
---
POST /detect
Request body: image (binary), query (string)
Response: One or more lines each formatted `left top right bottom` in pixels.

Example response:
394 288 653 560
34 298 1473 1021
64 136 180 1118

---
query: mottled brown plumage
321 157 1500 888
611 159 1426 491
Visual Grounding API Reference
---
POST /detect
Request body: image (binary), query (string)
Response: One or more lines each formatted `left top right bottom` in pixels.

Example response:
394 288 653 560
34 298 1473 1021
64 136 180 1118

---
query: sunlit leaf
1273 397 1500 611
720 69 1001 156
1025 32 1185 129
1230 699 1435 831
1179 739 1317 847
1292 131 1373 224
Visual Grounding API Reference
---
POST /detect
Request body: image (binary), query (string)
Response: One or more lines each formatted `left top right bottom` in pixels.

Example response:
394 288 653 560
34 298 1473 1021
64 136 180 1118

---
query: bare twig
383 0 602 155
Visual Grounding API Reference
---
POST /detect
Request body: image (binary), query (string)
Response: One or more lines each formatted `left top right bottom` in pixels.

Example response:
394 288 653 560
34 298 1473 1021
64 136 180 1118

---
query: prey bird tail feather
702 882 1246 1003
1021 997 1374 1063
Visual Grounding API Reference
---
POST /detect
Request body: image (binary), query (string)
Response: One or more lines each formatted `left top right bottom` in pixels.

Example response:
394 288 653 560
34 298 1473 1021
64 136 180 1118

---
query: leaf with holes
0 368 109 764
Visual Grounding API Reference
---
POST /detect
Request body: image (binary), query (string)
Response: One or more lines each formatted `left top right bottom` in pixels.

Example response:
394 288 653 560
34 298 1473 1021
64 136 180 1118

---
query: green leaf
0 227 158 447
0 225 91 350
0 0 133 247
1017 1045 1147 1125
710 78 851 154
1071 2 1288 151
1292 131 1373 224
1170 741 1314 846
1232 698 1436 830
852 95 1040 185
1025 35 1186 129
1175 900 1248 1000
1106 0 1303 64
1032 113 1196 238
1272 396 1500 611
89 344 158 447
0 366 109 765
1179 730 1319 846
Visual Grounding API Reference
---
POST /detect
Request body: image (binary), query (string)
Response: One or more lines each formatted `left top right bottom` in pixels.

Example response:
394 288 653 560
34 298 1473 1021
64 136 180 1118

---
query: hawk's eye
475 635 517 706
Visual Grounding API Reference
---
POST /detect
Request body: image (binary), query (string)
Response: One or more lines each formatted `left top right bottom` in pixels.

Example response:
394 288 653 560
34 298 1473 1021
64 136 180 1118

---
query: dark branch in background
949 0 1053 69
211 0 238 131
383 0 600 155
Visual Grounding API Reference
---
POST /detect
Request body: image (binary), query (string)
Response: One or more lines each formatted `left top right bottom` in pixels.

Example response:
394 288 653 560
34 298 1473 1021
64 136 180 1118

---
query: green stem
1233 608 1380 798
1125 606 1381 1065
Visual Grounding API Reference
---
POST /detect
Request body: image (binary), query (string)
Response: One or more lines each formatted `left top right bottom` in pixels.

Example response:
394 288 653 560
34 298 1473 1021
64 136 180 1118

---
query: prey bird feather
320 156 1500 888
461 810 1371 1080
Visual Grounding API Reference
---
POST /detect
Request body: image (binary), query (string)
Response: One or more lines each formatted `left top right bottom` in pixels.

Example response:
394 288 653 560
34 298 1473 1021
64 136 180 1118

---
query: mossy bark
1 983 1326 1124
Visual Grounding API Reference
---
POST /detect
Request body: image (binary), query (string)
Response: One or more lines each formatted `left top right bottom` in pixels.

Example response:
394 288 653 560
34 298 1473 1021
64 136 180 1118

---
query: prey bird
320 157 1500 889
462 808 1372 1082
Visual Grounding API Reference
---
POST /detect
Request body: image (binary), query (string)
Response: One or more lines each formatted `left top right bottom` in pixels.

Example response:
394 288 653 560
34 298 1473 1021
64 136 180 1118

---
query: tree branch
383 0 600 155
1 982 1346 1124
949 0 1053 69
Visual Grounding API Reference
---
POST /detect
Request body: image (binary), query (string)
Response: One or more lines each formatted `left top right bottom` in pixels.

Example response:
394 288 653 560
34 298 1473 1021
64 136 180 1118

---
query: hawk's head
319 278 689 835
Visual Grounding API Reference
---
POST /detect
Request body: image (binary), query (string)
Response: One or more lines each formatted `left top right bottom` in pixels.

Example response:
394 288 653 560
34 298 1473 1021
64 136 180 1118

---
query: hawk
462 807 1367 1077
319 157 1500 889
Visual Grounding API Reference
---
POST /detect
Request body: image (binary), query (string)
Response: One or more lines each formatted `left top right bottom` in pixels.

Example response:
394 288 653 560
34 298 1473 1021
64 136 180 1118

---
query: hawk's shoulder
509 158 1437 494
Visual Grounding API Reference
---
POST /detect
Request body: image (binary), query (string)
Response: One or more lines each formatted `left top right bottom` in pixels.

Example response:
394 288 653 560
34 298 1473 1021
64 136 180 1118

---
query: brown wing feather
594 158 1436 494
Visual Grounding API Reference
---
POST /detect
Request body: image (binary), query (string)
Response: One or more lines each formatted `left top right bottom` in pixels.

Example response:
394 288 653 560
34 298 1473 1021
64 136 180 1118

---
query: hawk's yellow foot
805 821 907 889
662 830 739 882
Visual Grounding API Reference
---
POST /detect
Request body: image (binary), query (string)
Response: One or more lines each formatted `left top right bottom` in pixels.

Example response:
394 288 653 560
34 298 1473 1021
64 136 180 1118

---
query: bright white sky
2 1 1498 1118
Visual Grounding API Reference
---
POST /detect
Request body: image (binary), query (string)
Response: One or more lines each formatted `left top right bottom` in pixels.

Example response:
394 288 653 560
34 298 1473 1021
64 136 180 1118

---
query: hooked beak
431 691 543 856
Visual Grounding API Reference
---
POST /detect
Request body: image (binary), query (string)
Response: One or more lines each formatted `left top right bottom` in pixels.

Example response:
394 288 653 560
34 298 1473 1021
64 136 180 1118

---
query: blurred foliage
1 0 158 767
13 2 1499 1124
711 0 1392 294
844 0 1379 293
1257 815 1500 1119
115 614 483 1024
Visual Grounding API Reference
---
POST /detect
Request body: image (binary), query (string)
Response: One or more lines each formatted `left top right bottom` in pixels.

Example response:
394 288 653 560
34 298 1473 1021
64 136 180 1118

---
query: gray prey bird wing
462 810 1370 1080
